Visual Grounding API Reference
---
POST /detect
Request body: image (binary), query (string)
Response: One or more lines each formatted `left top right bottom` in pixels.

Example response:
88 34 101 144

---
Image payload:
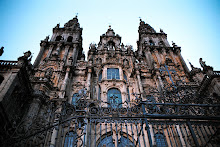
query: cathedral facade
0 16 220 147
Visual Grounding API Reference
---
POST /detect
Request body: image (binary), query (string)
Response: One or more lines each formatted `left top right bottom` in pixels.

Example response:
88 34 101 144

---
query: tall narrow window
72 93 81 105
55 35 62 41
64 132 77 147
155 133 167 147
98 71 102 81
127 87 130 102
107 88 122 108
98 86 101 100
107 68 120 80
67 36 73 42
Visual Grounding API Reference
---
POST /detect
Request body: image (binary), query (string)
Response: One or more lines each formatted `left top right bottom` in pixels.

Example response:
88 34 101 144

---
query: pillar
46 45 54 59
63 45 70 63
33 42 46 67
87 68 92 98
136 70 144 98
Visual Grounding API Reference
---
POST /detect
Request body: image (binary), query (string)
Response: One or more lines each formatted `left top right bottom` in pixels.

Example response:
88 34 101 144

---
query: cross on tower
159 64 176 87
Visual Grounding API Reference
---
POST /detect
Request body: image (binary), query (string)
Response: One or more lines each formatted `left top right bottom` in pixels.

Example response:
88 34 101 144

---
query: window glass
107 88 122 108
64 132 77 147
72 93 81 105
98 86 101 100
155 133 167 147
98 71 102 81
107 68 120 79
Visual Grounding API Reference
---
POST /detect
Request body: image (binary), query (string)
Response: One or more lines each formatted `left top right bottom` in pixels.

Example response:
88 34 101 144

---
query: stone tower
0 17 219 147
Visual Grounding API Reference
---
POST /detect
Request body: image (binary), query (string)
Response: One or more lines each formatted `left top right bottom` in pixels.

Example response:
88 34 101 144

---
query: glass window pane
107 88 122 108
72 93 80 105
107 68 120 80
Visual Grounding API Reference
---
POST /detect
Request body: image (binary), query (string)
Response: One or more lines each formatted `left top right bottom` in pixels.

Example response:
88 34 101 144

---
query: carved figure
44 36 49 42
0 46 4 56
199 58 207 68
55 23 60 28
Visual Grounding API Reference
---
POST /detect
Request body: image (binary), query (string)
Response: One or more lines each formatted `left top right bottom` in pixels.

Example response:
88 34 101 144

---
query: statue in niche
123 59 129 66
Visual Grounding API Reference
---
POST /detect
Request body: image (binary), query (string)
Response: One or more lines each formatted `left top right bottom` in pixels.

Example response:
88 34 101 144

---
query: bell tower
136 19 190 92
32 16 83 99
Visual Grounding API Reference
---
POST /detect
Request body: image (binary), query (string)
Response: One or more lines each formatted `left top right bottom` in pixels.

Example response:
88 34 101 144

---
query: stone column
136 70 144 98
87 68 92 98
176 48 189 73
119 67 123 80
168 49 177 65
145 47 154 69
54 43 62 56
60 67 70 98
161 48 167 64
72 44 78 65
156 71 164 91
63 45 70 63
153 49 162 65
24 91 44 131
33 42 46 67
46 45 54 59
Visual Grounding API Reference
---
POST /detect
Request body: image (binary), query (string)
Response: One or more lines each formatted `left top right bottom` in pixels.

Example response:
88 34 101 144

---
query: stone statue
199 58 207 68
55 23 60 28
0 46 4 56
160 28 164 33
44 36 49 42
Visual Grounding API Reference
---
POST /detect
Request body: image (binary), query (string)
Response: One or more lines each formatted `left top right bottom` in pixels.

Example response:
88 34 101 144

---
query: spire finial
75 13 78 18
188 59 194 69
109 25 111 29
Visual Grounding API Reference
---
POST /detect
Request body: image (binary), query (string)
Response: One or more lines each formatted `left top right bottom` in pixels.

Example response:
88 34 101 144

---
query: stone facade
0 16 220 147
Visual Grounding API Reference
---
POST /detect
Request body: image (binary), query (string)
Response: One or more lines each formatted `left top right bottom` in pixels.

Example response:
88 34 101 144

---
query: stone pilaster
153 49 162 65
46 45 54 59
136 70 144 98
145 47 154 69
33 42 46 67
63 45 70 64
87 68 92 98
60 67 70 98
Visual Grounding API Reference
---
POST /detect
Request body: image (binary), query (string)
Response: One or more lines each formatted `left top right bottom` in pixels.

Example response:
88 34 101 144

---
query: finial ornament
0 46 4 56
188 59 194 69
199 58 213 72
44 35 49 42
109 25 111 29
55 23 60 28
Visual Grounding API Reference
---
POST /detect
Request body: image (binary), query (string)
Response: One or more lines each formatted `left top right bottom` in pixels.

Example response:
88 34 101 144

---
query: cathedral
0 16 220 147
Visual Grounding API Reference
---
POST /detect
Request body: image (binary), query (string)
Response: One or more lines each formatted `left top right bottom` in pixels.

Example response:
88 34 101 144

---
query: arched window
149 40 154 46
155 133 167 147
0 75 4 85
72 93 81 105
64 132 77 147
107 88 122 108
98 136 133 147
67 36 73 42
107 68 120 80
55 35 62 41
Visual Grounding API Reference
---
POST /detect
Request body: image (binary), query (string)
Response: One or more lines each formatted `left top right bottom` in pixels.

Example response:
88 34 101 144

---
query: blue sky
0 0 220 70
